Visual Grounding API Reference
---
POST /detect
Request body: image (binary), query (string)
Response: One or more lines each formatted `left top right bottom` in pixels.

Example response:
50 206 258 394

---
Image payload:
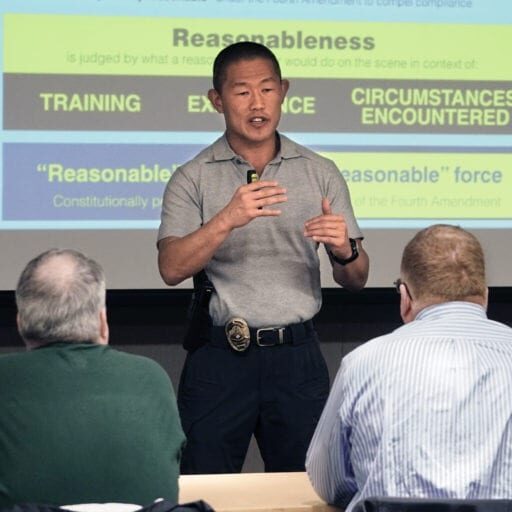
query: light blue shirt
306 302 512 510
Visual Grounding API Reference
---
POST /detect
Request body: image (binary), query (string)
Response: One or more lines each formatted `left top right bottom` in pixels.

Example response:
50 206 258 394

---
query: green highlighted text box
4 14 511 79
320 152 512 219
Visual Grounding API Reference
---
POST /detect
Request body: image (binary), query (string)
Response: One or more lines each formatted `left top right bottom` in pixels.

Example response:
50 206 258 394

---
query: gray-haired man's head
15 249 108 349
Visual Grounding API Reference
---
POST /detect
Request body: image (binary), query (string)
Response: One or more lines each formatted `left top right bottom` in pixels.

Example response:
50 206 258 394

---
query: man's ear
399 284 414 324
16 313 22 334
208 88 223 113
280 79 290 101
98 307 109 345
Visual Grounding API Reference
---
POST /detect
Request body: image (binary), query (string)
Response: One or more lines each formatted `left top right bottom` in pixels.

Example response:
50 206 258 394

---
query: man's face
208 57 289 151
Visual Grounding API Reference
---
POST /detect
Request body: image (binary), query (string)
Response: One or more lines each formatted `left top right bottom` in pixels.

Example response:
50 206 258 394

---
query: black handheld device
247 170 258 184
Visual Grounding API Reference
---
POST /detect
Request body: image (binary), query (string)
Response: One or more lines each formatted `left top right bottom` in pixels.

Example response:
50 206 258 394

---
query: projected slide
1 0 511 230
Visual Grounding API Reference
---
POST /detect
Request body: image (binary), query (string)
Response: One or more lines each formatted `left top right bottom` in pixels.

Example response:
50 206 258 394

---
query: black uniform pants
177 328 329 474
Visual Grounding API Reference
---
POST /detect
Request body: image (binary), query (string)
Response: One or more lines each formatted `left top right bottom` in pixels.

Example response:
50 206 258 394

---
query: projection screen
1 0 511 289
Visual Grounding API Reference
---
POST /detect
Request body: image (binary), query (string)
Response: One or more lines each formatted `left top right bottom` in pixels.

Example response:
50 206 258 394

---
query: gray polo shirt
158 133 363 327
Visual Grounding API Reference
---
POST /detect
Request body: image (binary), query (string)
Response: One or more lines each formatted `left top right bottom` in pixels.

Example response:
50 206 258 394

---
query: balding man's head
15 249 107 349
400 225 487 312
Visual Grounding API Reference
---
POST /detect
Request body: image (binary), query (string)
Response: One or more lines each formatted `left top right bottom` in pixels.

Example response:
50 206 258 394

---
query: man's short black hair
212 42 282 92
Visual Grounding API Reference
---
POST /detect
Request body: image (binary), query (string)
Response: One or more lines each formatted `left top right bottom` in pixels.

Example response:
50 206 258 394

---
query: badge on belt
225 318 251 352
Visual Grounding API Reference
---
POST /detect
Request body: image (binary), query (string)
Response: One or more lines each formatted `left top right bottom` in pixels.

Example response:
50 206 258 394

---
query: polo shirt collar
209 132 302 163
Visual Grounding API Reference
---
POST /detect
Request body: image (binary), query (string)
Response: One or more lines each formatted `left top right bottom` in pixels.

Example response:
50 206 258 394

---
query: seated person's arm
306 366 358 507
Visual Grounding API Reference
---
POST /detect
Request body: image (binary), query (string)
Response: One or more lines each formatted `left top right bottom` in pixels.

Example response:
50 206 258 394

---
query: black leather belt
210 320 314 349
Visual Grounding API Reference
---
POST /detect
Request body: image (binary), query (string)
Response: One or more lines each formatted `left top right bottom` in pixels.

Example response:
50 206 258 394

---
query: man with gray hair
0 249 185 507
306 224 512 510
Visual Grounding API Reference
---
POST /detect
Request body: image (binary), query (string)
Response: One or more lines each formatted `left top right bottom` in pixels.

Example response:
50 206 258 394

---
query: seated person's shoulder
0 352 27 377
106 348 170 379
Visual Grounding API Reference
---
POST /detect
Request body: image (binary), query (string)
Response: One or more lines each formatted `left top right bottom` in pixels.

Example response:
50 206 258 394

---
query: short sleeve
157 166 203 243
326 160 363 240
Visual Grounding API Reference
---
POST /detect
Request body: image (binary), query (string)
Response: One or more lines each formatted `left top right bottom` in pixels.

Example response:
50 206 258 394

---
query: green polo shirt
0 343 185 507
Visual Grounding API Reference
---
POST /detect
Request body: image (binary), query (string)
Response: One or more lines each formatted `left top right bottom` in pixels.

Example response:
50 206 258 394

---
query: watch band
329 238 359 266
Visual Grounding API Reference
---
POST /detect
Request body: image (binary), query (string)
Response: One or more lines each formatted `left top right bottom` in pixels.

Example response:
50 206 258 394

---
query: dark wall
0 287 404 351
2 286 511 374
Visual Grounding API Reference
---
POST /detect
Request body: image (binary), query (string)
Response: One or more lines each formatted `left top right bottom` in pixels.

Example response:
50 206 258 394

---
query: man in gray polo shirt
157 41 369 474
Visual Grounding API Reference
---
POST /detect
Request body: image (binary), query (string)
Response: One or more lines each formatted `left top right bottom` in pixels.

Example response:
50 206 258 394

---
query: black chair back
352 497 512 512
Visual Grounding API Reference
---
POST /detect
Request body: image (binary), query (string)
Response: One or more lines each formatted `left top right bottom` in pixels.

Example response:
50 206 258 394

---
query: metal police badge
225 318 251 352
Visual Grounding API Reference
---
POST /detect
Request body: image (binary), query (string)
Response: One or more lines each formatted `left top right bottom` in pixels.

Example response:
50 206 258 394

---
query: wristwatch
329 238 359 266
